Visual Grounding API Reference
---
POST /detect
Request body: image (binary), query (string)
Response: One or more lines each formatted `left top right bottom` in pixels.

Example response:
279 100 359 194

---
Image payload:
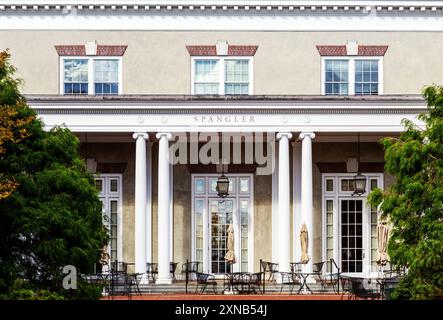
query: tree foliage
369 85 443 299
0 50 108 299
0 50 35 199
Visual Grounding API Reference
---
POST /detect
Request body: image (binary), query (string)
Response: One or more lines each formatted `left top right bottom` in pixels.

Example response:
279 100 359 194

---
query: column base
155 277 173 285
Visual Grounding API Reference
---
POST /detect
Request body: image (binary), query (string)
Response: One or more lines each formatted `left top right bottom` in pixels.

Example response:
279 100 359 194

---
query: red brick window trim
55 45 127 56
316 45 388 56
186 45 258 56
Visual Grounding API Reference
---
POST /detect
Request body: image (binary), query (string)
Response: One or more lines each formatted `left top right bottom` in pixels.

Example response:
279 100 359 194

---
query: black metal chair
195 272 218 294
279 271 300 294
249 272 263 294
170 262 179 281
350 278 381 300
310 260 341 293
260 260 279 281
146 262 158 282
181 261 200 280
290 262 303 273
128 273 143 296
340 276 353 300
321 259 341 294
109 261 130 299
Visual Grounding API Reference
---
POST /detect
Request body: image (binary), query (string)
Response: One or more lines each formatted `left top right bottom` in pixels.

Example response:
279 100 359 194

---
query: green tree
0 50 35 199
0 50 108 299
368 85 443 300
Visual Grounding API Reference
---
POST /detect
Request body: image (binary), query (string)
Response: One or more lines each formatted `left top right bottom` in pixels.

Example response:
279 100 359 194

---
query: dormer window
187 41 257 95
55 42 126 95
192 57 252 95
317 42 387 96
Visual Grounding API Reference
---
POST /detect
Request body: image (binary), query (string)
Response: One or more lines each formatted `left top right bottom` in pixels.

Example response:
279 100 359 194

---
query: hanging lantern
216 174 230 198
352 132 366 196
353 172 367 196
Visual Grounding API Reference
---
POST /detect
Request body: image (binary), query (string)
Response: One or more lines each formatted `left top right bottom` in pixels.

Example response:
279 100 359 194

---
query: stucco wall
1 31 443 95
253 173 273 272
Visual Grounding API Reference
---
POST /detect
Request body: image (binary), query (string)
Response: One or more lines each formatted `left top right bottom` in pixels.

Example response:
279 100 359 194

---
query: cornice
1 1 443 14
32 107 426 115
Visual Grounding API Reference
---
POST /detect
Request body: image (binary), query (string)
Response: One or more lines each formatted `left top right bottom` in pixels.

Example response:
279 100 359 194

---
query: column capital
132 132 149 140
156 132 173 141
276 132 293 140
299 132 316 140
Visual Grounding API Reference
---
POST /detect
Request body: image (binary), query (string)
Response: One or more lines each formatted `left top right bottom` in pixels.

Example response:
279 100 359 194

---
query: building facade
1 0 440 284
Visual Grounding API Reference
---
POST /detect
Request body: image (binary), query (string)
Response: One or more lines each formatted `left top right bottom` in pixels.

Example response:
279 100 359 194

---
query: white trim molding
27 95 426 133
2 1 443 31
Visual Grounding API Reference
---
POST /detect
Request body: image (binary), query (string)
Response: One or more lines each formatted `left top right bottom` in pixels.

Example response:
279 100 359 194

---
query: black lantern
353 172 367 196
216 174 230 198
352 133 367 196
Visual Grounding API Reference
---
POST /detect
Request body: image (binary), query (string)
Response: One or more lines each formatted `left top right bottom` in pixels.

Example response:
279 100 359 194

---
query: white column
292 142 302 264
133 132 149 277
299 132 315 275
276 132 292 276
271 142 279 263
146 142 152 266
156 132 172 284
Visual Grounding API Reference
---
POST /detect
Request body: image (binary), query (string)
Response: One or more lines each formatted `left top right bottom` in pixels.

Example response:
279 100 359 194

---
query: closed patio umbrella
300 223 309 264
377 222 389 266
225 224 237 265
100 245 110 273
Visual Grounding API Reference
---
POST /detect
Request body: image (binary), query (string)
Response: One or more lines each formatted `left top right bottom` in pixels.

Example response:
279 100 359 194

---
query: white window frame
191 174 254 276
321 56 383 96
59 56 123 95
321 173 384 278
191 56 253 95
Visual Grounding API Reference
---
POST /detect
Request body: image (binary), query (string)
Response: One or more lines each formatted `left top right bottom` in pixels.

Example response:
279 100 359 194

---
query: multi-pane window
194 199 204 272
325 60 349 95
193 58 251 95
64 59 88 94
225 60 249 95
240 199 249 272
95 175 121 267
323 58 382 95
355 60 379 95
325 200 334 272
341 199 363 273
94 60 119 95
194 60 219 95
61 58 121 95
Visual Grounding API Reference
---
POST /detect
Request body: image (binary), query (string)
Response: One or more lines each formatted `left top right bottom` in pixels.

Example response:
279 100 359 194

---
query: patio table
296 272 317 294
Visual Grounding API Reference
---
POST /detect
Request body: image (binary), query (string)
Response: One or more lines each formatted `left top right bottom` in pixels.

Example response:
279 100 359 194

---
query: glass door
340 199 364 274
209 198 235 274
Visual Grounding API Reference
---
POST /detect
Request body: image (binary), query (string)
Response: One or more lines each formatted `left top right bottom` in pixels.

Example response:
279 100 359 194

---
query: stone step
137 282 338 294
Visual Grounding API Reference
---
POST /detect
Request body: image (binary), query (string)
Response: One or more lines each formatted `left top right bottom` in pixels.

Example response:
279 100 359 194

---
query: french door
94 174 123 264
323 174 383 277
192 174 253 275
340 199 364 274
209 198 235 274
